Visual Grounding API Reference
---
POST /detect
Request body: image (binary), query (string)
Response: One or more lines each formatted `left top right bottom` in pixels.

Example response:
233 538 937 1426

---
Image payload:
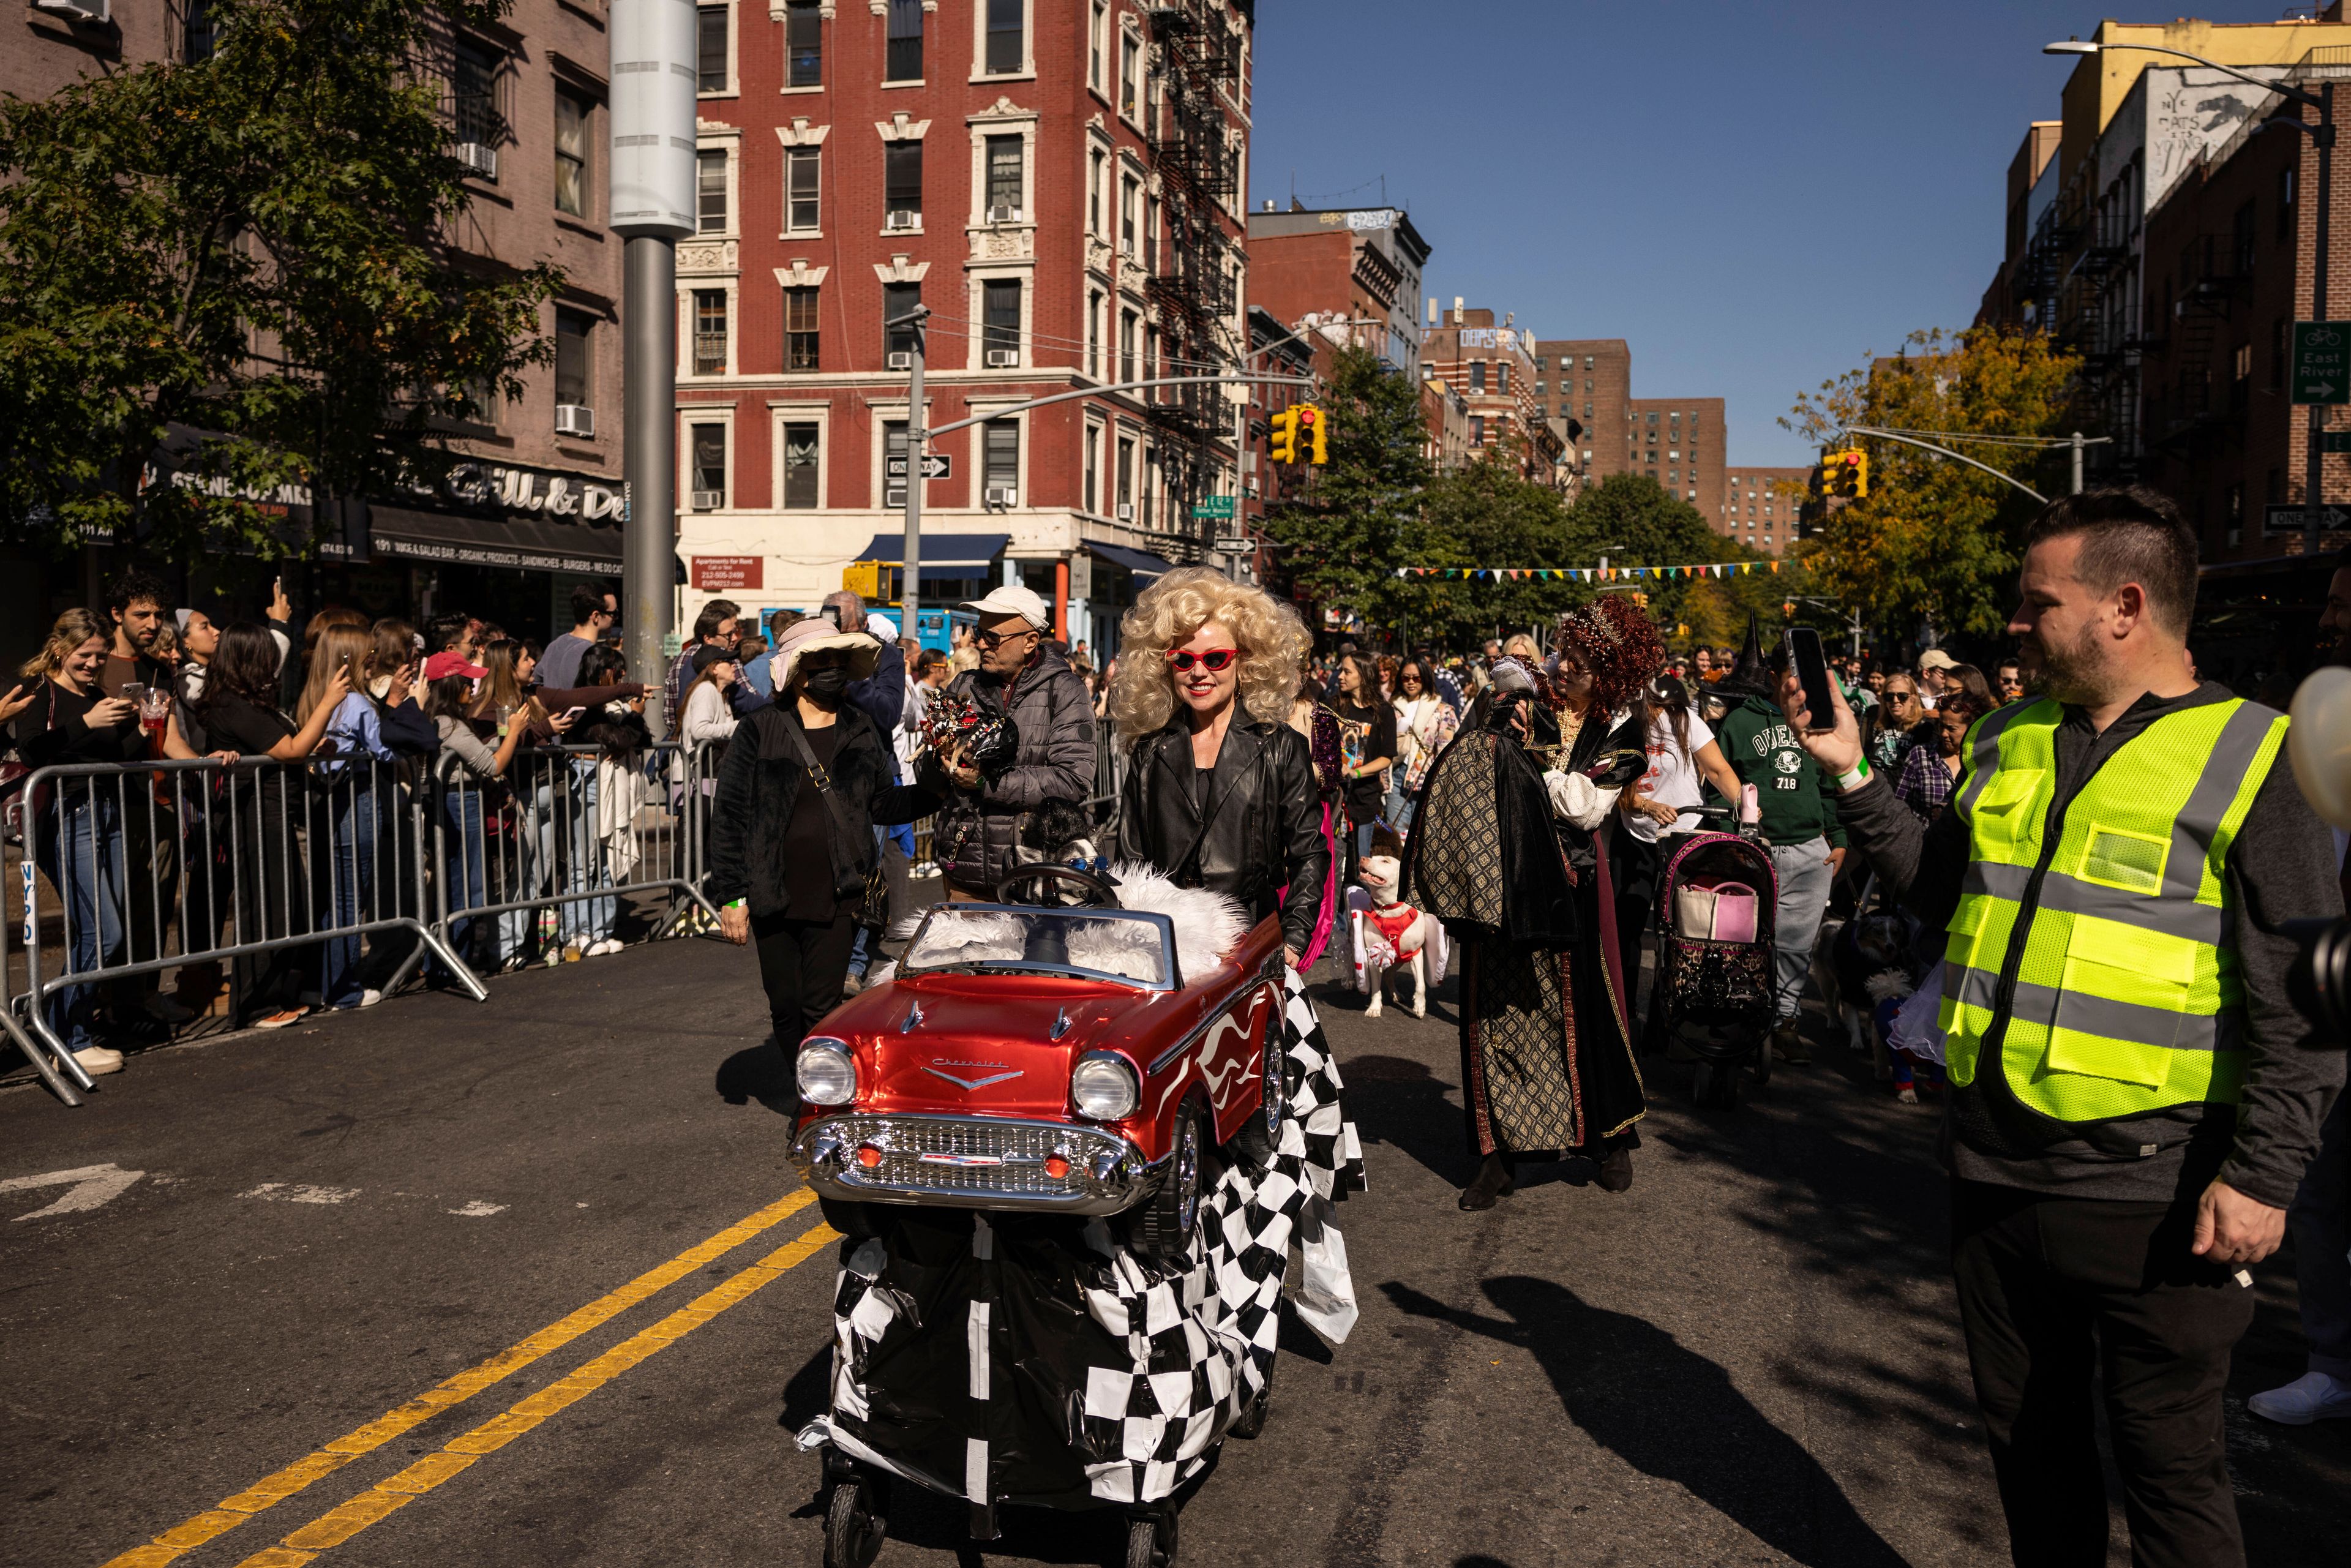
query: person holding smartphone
1708 618 1845 1063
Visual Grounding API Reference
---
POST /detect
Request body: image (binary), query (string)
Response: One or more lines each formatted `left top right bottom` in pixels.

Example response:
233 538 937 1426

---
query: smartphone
119 682 148 706
560 706 587 721
1785 628 1837 733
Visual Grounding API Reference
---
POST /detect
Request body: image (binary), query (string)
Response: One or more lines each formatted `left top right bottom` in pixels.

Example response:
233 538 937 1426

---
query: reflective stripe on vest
1936 696 2286 1124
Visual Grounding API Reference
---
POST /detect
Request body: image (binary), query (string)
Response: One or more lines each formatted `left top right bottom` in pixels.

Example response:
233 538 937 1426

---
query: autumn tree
1784 327 2081 640
0 0 561 560
1262 345 1431 629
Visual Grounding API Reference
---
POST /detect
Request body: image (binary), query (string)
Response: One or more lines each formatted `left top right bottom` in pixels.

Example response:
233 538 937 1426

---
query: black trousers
1950 1179 2255 1568
751 911 858 1051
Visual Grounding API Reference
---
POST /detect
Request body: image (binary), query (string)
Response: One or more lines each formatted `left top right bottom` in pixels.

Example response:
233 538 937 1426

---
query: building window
787 147 820 231
985 135 1023 214
1119 310 1139 383
1117 435 1135 513
1090 1 1108 89
184 0 219 62
885 141 922 220
884 420 909 506
692 290 727 375
452 37 503 165
2279 165 2298 239
554 307 593 411
2273 317 2289 389
984 419 1019 496
1120 34 1140 118
781 422 820 508
984 0 1023 74
1120 174 1139 250
1086 289 1103 377
886 0 923 81
696 6 729 93
1088 148 1104 231
554 89 591 217
696 149 727 233
883 282 921 358
983 279 1021 362
784 286 820 370
2233 199 2257 275
1142 449 1157 530
1469 361 1485 393
784 0 822 86
1470 415 1485 446
1084 425 1100 511
692 424 727 501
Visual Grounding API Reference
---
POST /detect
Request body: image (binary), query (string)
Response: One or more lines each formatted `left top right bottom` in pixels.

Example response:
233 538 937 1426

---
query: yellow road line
229 1220 842 1568
99 1190 819 1568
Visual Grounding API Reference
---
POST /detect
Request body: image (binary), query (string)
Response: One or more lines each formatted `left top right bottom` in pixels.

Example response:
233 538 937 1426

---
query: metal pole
623 236 677 708
902 309 926 643
2312 81 2334 560
2070 430 2084 495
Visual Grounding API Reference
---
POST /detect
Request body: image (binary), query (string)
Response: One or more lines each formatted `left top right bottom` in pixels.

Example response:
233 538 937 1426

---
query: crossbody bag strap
776 710 860 841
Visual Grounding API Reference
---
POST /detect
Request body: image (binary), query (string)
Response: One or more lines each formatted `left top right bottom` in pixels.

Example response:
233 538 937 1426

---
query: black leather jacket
1114 718 1329 953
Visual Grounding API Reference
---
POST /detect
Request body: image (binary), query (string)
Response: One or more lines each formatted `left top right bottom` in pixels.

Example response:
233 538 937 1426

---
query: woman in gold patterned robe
1406 599 1663 1209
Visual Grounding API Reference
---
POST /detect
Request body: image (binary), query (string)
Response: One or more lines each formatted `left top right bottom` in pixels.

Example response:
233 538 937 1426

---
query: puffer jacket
1114 718 1329 955
933 648 1097 894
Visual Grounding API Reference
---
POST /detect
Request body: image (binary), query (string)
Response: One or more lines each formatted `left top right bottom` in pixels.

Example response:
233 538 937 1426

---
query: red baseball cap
422 650 487 682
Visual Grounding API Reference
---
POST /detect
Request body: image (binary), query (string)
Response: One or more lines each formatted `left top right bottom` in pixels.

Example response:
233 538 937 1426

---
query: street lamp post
2047 39 2336 557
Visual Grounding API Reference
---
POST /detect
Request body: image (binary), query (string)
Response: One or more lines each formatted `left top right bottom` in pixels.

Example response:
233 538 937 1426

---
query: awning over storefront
1087 542 1177 581
854 531 1009 585
369 506 624 576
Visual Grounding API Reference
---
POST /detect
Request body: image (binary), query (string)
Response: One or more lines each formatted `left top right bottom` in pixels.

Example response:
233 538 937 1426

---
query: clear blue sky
1247 1 2292 467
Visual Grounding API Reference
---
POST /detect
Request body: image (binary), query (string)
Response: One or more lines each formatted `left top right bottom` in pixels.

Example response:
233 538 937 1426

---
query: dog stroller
1651 830 1779 1107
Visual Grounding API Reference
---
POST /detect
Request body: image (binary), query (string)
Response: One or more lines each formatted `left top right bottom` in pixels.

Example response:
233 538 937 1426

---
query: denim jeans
497 778 555 963
322 777 386 1007
439 788 487 973
1767 836 1833 1024
561 759 615 944
32 789 124 1052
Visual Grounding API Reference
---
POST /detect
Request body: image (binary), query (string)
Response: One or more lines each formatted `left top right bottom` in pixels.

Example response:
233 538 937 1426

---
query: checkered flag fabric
798 972 1362 1510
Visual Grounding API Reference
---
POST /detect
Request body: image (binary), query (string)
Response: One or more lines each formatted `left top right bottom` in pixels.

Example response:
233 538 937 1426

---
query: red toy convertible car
788 866 1288 1257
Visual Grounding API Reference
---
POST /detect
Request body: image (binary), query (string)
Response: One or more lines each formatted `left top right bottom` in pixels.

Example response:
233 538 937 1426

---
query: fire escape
1145 1 1243 558
2147 233 2249 463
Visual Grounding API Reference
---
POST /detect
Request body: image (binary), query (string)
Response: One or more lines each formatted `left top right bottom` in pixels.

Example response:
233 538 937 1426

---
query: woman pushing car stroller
1406 596 1663 1209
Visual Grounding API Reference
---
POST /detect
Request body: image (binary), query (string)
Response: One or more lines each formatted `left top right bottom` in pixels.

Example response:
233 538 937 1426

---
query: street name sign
1192 495 1236 520
885 454 953 479
2292 322 2351 403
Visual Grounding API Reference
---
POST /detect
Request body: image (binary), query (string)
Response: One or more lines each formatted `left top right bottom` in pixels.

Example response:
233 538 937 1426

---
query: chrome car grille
790 1114 1150 1214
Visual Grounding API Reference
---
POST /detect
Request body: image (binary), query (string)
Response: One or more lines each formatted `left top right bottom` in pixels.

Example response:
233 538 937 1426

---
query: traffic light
1631 590 1650 609
1269 405 1301 465
1300 403 1328 464
1834 448 1869 498
1812 451 1837 500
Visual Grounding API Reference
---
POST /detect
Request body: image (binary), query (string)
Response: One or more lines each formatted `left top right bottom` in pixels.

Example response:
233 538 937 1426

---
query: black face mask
800 667 850 703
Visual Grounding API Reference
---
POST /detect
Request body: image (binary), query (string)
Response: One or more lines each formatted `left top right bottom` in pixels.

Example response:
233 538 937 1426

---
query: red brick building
675 0 1253 650
1533 337 1629 499
1420 305 1561 485
1719 466 1809 556
1622 396 1727 522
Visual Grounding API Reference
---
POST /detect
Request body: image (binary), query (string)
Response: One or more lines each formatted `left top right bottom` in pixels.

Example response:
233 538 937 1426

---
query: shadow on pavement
1386 1275 1910 1568
716 1035 796 1115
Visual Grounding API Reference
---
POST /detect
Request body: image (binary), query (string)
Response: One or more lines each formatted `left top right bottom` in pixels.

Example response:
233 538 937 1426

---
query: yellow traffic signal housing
1300 403 1328 464
1845 449 1869 497
843 560 882 599
1269 405 1301 465
1630 590 1650 609
1812 451 1837 499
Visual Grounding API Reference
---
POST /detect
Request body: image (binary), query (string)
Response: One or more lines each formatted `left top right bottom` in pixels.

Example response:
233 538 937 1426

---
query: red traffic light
1840 453 1860 467
1298 408 1317 426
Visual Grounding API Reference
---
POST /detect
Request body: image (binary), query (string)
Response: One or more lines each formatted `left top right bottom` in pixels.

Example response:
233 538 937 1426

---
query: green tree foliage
1263 345 1431 628
1784 327 2081 639
0 0 562 558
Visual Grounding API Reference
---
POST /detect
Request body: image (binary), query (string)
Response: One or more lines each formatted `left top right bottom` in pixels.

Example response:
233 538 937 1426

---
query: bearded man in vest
1780 486 2342 1568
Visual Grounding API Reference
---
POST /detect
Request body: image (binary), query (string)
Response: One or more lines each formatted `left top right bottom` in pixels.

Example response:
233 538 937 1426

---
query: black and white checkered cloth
798 970 1362 1510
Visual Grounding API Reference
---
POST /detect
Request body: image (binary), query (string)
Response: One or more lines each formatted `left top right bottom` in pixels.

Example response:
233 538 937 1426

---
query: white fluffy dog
1348 853 1443 1019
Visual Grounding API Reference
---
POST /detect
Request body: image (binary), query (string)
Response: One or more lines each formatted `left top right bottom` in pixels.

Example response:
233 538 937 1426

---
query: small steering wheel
993 863 1119 909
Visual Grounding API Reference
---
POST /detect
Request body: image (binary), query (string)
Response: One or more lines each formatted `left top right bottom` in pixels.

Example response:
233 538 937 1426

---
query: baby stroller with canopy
1651 816 1779 1107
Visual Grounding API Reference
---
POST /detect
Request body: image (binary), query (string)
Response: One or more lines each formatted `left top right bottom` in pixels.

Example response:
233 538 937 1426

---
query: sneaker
587 938 624 958
2248 1371 2351 1425
339 989 383 1011
1896 1085 1919 1105
842 971 866 997
253 1008 309 1030
71 1046 124 1076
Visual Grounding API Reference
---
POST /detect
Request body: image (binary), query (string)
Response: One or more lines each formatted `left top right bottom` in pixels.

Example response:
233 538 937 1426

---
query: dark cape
1404 703 1648 1160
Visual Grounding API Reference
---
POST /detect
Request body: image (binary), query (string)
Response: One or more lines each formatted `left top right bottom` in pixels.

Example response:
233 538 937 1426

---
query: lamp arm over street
1840 426 2050 504
920 374 1316 441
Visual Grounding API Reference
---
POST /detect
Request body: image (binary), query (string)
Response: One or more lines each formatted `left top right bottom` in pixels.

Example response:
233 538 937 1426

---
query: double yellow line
104 1190 835 1568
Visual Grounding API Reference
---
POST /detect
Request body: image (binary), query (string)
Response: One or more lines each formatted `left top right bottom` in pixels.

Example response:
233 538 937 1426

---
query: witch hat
1717 613 1775 699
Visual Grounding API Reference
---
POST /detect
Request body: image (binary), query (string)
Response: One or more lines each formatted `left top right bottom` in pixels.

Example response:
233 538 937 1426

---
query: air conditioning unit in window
456 141 499 180
885 351 913 370
984 349 1018 368
554 404 596 438
1116 503 1134 522
984 486 1018 508
34 0 110 21
691 489 722 511
885 209 918 230
986 205 1023 224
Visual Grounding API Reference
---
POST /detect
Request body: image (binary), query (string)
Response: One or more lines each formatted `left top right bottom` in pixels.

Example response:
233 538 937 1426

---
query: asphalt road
5 937 2344 1568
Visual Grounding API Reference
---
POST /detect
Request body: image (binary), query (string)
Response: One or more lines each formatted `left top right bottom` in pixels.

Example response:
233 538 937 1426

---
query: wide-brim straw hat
768 617 880 692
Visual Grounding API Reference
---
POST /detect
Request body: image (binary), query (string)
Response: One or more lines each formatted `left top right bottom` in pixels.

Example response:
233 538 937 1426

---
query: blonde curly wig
1108 567 1312 740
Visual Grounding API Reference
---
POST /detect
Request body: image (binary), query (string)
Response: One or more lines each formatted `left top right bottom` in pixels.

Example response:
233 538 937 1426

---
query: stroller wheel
1125 1510 1179 1568
823 1471 888 1568
1749 1029 1772 1088
1693 1060 1740 1109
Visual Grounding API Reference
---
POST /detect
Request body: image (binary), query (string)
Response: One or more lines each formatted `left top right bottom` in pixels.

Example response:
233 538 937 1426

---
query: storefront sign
430 461 624 522
691 555 763 591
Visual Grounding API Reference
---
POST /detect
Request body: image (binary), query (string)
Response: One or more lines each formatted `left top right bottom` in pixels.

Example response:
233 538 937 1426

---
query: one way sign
2264 503 2351 535
2292 322 2350 404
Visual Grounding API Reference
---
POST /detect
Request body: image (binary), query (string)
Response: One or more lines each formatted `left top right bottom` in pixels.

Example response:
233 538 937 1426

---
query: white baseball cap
958 583 1051 629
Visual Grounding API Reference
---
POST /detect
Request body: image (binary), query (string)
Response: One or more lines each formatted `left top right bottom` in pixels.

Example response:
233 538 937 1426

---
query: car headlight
1071 1052 1139 1120
796 1038 857 1105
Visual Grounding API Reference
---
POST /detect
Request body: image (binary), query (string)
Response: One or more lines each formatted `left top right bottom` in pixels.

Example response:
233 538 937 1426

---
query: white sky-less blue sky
1245 0 2298 467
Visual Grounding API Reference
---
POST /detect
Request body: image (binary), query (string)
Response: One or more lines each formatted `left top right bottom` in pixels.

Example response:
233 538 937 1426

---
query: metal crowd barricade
10 754 486 1101
425 740 723 971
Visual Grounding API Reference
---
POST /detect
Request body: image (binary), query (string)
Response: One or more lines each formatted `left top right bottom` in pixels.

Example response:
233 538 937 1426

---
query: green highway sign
1191 494 1236 519
2292 321 2351 403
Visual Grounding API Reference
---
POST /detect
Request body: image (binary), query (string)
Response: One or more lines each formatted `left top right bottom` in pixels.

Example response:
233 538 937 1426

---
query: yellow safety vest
1938 695 2288 1125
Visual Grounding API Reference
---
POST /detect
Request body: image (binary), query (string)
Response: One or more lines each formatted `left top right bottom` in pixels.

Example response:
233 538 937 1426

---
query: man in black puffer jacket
933 585 1097 898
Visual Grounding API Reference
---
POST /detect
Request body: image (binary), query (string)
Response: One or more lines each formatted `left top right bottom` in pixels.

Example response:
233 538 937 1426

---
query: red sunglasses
1164 647 1239 673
